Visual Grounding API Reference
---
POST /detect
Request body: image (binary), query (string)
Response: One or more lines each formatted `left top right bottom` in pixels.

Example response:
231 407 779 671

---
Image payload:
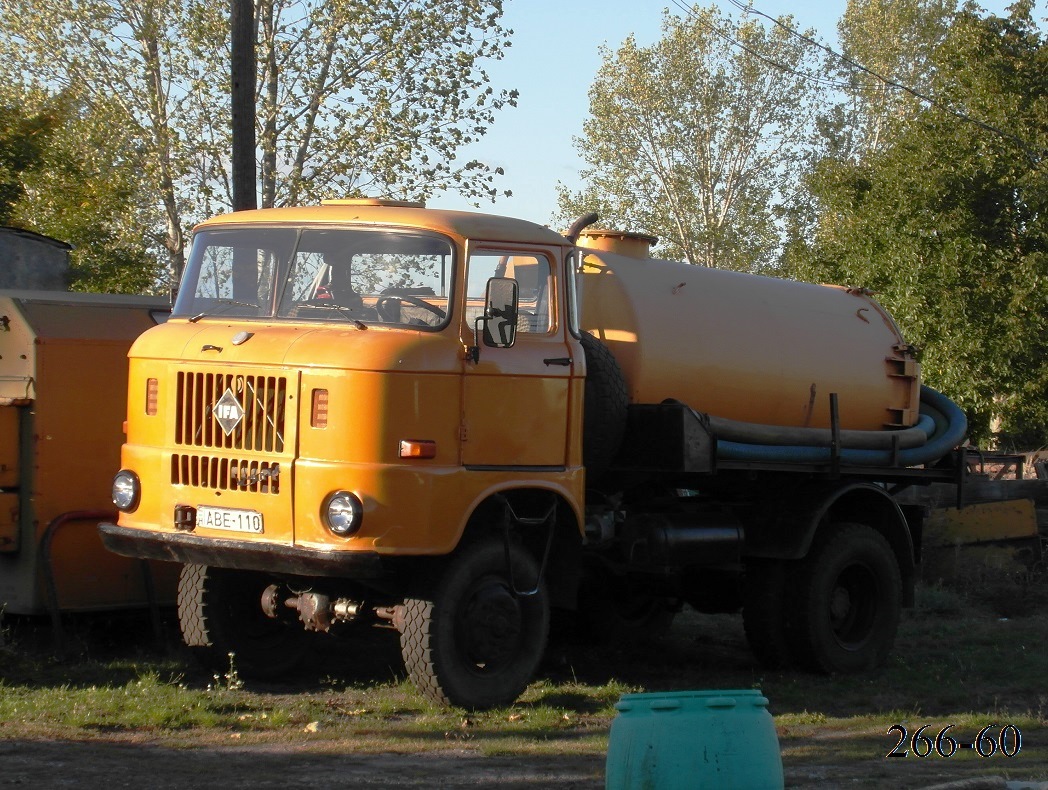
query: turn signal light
399 439 437 459
146 378 158 415
311 389 329 428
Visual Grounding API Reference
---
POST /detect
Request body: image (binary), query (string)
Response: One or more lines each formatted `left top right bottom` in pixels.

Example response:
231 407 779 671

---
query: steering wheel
377 294 447 322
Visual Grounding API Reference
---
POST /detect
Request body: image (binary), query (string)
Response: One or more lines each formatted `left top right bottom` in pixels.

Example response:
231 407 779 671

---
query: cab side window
466 253 552 333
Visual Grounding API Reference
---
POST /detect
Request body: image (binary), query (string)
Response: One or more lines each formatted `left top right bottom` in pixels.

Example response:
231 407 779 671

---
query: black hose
705 410 934 450
714 385 967 467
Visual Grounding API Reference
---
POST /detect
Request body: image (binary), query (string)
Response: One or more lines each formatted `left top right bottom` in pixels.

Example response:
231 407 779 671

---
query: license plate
196 505 264 534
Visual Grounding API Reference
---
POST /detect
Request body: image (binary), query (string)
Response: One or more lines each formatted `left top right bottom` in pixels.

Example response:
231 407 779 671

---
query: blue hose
716 385 967 467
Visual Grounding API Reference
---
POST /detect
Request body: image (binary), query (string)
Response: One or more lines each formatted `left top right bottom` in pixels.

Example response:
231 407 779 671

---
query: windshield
173 226 454 328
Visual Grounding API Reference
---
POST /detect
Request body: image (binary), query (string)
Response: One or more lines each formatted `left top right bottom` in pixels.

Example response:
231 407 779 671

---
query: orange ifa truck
100 200 968 709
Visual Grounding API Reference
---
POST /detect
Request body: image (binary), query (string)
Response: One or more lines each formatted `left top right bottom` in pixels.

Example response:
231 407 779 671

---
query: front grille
171 454 281 494
175 371 287 452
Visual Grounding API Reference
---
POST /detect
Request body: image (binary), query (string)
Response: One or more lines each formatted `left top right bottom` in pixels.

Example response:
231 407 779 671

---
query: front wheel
788 523 903 673
400 539 549 710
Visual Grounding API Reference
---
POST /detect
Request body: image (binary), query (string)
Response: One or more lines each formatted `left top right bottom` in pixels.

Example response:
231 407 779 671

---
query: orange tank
576 231 920 431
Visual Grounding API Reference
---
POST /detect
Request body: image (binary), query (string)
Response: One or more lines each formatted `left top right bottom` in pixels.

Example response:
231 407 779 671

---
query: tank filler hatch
576 229 658 260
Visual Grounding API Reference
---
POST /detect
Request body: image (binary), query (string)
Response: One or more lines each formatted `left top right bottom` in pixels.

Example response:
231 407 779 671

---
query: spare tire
580 331 628 479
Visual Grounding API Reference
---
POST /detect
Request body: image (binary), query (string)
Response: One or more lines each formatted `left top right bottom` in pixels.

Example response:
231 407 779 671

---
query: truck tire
742 559 795 669
178 564 311 679
788 524 902 673
580 331 628 479
400 539 549 710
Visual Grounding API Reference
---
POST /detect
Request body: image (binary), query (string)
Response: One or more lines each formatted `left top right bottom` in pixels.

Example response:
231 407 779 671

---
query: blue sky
433 0 1037 227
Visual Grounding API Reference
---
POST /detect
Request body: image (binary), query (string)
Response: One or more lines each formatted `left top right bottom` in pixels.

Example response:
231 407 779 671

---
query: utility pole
231 0 257 212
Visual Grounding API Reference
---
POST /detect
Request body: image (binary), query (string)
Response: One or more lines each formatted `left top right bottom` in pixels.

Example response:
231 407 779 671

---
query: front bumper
98 523 388 579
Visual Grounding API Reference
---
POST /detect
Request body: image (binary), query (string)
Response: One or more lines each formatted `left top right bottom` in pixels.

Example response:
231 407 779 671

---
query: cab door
460 247 573 469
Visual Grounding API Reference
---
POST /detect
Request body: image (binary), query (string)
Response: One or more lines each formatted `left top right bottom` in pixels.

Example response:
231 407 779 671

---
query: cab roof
194 202 571 248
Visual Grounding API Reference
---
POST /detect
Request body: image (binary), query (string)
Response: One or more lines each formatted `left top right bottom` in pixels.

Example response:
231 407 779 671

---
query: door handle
543 357 572 367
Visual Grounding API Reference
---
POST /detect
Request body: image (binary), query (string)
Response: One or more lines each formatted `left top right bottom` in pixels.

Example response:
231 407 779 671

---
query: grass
0 568 1046 786
0 636 621 754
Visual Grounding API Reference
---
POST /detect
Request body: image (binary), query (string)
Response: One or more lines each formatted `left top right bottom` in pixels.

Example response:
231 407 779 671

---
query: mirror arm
468 315 485 363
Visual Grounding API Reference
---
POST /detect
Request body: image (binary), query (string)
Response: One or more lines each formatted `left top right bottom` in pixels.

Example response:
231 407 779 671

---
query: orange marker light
311 389 329 428
399 440 437 459
146 378 159 415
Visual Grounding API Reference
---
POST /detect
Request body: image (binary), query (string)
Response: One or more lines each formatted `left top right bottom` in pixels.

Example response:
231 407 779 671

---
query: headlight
112 470 140 512
322 490 363 536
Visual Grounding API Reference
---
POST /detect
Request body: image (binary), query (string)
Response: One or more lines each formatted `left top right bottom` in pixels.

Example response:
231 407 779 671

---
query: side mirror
469 277 518 362
483 277 519 348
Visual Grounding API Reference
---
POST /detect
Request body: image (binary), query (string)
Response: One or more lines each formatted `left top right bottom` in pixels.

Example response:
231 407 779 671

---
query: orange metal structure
576 230 919 430
0 291 175 615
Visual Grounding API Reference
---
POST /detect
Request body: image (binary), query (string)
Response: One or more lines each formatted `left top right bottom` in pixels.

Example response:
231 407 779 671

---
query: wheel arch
742 482 916 606
821 486 915 606
456 485 583 611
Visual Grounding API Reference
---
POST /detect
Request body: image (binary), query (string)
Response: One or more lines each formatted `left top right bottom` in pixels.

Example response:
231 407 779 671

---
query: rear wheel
178 564 311 679
400 539 549 710
577 568 676 643
788 524 902 673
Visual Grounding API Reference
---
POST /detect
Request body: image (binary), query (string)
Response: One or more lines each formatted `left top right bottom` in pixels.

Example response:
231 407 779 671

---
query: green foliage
8 93 163 294
558 6 829 272
0 0 516 287
0 100 61 224
836 0 956 156
0 90 161 293
248 0 518 209
787 2 1048 446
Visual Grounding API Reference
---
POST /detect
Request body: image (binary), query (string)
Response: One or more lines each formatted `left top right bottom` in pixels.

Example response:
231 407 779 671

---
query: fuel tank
576 230 920 431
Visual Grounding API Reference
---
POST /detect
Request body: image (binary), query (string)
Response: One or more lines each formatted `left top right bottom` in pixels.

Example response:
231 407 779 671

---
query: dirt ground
3 605 1046 789
2 736 1043 789
0 740 604 789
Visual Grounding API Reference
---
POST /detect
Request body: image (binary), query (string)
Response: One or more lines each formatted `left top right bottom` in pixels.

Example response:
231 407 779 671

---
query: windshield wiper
298 301 368 330
189 299 260 322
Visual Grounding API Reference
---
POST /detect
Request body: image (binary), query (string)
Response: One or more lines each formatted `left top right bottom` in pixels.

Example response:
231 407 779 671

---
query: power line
666 0 851 91
725 0 1043 159
662 0 1039 160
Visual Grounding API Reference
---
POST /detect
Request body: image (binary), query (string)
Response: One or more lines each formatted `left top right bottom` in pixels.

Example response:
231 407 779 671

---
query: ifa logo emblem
213 388 245 435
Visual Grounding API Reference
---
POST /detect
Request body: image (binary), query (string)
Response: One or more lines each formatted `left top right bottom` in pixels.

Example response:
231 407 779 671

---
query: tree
557 5 829 272
4 91 162 293
0 0 516 287
0 100 60 224
836 0 956 157
782 1 956 266
787 2 1048 445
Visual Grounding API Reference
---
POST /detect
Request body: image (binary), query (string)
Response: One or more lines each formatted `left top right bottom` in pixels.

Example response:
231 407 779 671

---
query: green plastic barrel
605 689 784 790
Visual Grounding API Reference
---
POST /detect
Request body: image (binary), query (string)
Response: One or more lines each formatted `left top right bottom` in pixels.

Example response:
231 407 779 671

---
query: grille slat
171 453 281 494
175 371 287 452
